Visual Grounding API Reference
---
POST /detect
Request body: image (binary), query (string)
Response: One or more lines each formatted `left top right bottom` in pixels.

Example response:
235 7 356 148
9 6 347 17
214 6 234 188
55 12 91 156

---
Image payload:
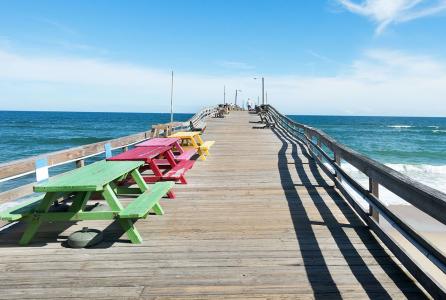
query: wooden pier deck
0 111 426 299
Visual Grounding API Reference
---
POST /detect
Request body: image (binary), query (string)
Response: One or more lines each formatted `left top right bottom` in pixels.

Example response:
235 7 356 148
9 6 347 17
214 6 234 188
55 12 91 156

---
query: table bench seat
163 160 195 183
175 149 197 161
190 120 206 133
0 195 44 222
119 182 174 219
199 141 215 151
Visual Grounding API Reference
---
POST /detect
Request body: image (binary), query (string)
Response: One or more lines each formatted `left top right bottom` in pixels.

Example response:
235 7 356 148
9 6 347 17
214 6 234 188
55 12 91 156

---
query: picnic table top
136 137 180 147
169 131 201 138
34 160 144 193
107 145 171 163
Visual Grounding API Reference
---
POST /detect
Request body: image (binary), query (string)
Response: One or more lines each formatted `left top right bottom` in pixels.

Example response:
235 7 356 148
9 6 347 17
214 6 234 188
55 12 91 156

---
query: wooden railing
264 104 446 298
0 106 219 205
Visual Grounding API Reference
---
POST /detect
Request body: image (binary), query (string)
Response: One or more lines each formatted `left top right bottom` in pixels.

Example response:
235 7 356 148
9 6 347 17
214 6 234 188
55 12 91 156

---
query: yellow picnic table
168 131 215 161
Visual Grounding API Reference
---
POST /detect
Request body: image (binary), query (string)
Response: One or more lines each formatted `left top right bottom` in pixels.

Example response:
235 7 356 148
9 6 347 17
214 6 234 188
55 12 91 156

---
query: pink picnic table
136 138 197 161
108 145 194 195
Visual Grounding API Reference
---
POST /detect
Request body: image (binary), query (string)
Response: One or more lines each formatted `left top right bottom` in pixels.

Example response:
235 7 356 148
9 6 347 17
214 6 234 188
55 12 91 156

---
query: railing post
317 139 322 161
35 158 49 182
369 178 380 223
304 129 313 159
75 159 85 168
334 150 342 183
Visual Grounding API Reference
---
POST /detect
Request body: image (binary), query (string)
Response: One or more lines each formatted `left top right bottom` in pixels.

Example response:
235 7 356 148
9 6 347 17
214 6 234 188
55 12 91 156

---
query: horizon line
1 109 445 119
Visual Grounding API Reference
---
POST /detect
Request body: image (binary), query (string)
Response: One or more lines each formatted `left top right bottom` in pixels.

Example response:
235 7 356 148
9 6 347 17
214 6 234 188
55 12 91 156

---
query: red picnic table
108 145 195 198
136 138 197 161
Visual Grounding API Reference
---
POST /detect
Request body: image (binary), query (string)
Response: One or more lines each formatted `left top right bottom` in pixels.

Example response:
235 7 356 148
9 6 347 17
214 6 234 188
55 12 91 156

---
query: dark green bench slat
119 182 174 219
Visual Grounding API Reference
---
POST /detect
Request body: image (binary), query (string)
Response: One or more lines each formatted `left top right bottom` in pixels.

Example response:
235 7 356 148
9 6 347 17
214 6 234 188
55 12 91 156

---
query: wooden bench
119 182 174 219
190 120 206 133
163 160 195 184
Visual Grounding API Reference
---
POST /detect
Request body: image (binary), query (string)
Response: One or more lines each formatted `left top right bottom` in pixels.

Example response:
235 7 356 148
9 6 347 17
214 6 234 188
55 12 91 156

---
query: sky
0 0 446 116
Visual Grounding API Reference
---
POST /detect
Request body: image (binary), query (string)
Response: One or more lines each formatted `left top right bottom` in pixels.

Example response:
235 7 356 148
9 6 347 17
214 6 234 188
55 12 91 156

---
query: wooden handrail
264 104 446 298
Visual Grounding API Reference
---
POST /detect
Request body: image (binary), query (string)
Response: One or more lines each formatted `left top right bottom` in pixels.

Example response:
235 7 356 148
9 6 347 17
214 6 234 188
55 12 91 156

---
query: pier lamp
234 89 242 106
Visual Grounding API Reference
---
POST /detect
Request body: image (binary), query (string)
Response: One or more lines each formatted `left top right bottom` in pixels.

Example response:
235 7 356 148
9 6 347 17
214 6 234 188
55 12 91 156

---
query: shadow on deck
272 127 426 299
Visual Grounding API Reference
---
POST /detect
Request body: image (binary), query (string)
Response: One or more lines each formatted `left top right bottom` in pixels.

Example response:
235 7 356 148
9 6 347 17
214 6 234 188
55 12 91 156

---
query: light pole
234 89 242 106
170 71 174 124
223 85 226 105
253 77 265 105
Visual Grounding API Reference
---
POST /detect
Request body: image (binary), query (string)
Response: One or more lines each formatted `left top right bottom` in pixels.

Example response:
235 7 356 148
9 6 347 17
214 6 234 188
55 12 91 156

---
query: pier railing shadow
271 126 426 299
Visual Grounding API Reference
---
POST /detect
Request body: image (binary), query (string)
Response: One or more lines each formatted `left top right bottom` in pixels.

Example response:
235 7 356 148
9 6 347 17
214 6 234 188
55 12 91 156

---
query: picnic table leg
165 149 186 183
190 137 206 161
19 192 59 246
196 135 205 146
173 141 184 154
147 160 175 199
68 192 92 212
195 135 210 156
130 169 165 214
102 184 143 244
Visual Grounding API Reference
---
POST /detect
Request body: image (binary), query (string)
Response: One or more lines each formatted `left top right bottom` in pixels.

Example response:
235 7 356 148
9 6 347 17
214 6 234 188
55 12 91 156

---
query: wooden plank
119 182 174 218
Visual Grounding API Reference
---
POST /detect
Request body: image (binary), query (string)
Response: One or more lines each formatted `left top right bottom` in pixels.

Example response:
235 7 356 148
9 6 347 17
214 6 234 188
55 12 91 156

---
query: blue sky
1 0 446 115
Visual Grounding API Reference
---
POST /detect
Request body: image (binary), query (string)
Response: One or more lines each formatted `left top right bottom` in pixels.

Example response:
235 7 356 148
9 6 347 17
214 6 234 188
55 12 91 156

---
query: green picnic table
0 160 174 246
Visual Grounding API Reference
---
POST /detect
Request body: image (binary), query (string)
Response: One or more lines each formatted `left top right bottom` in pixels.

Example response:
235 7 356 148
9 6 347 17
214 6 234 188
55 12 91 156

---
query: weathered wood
0 111 429 299
369 178 380 222
266 105 446 298
266 105 446 226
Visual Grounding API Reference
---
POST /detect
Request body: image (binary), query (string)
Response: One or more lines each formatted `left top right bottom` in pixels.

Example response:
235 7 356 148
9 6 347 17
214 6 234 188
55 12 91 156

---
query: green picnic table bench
0 160 174 246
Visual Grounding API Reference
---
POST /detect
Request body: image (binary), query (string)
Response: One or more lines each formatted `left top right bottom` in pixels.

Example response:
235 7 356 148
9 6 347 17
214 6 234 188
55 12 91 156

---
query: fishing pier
0 106 445 299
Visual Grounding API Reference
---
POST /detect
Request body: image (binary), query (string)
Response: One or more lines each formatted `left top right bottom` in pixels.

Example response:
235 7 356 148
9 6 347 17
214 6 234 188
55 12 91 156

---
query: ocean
1 111 445 205
289 115 446 205
0 111 192 192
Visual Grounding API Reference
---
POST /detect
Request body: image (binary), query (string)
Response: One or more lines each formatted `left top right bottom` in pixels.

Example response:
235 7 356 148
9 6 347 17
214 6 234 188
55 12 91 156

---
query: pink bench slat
164 160 195 179
175 149 197 161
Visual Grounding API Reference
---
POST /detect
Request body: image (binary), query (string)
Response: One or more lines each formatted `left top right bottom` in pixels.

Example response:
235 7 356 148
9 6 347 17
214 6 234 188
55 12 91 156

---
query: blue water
0 111 193 163
288 115 446 166
0 111 193 193
288 115 446 198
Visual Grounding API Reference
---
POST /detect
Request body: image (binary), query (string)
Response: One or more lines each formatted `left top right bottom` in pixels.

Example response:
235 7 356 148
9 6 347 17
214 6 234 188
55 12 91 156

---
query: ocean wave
338 163 446 206
433 129 446 134
387 125 413 129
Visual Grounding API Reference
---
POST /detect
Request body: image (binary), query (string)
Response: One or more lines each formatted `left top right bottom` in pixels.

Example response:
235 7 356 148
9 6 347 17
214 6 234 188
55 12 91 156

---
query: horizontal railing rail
0 106 218 205
264 104 446 299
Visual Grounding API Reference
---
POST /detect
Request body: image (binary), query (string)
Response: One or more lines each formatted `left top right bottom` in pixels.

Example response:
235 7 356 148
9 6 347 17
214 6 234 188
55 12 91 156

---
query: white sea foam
387 125 413 129
338 162 446 206
433 129 446 133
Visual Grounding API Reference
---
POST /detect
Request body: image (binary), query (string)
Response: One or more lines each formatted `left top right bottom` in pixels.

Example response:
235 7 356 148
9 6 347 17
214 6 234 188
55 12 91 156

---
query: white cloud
337 0 446 33
0 48 446 116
